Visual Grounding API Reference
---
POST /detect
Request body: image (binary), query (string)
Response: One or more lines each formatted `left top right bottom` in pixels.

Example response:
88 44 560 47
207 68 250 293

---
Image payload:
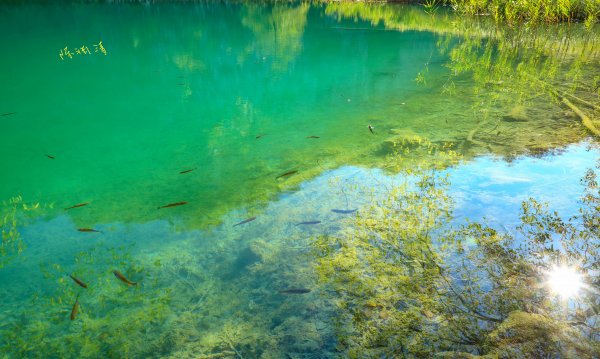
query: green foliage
312 141 600 357
447 0 599 24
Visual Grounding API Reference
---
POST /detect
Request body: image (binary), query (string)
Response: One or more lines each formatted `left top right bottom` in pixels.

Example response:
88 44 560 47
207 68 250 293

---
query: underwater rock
502 105 529 122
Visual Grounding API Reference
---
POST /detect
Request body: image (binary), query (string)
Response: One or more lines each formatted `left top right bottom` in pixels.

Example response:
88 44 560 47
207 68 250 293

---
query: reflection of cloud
241 3 309 71
486 170 533 185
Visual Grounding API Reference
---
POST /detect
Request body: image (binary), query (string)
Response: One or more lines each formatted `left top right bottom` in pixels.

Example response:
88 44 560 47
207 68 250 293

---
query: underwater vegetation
325 1 600 160
0 2 599 358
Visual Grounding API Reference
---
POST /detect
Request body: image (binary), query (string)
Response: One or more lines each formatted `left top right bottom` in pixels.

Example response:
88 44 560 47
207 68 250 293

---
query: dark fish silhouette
65 202 90 211
69 274 88 289
157 201 187 209
296 221 321 226
1 112 16 116
331 209 357 214
233 217 256 227
256 134 266 139
276 170 298 179
113 270 137 286
306 136 320 139
70 294 80 320
78 228 101 233
279 288 311 294
46 154 55 159
368 125 375 134
176 83 186 85
179 168 195 174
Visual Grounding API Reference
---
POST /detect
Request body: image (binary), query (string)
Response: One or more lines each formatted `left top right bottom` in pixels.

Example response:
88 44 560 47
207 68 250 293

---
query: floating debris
279 288 311 294
233 216 256 227
179 168 195 174
157 201 187 209
296 221 321 226
331 208 357 214
46 154 55 159
69 274 88 289
113 270 137 286
1 112 16 116
276 170 298 179
78 228 101 233
70 294 80 320
306 136 320 139
64 202 90 211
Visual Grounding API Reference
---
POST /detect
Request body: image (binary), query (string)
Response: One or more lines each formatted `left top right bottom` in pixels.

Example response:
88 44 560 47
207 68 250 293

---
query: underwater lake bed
1 1 599 358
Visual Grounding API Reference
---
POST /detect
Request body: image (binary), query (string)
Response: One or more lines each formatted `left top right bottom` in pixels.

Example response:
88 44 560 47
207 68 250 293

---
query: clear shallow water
0 1 599 358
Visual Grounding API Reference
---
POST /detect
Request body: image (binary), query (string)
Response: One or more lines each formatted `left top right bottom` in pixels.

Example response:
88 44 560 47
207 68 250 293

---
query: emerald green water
0 1 599 358
1 2 459 227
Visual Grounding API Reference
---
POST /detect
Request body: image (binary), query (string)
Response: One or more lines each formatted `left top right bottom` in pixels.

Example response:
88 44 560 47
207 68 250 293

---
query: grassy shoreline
325 0 599 26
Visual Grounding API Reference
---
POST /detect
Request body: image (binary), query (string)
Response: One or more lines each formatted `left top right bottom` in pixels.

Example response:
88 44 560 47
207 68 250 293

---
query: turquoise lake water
0 1 599 358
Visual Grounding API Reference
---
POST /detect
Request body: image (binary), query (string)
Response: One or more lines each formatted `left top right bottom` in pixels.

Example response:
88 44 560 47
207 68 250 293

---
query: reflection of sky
5 143 597 309
449 144 599 230
294 143 600 233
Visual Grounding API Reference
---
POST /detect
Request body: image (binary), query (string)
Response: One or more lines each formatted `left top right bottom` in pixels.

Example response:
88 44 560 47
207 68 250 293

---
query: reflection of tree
440 23 600 156
312 141 600 357
241 3 309 71
325 2 600 158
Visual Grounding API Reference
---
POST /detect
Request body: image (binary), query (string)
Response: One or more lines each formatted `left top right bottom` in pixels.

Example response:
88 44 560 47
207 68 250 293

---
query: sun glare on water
547 265 584 299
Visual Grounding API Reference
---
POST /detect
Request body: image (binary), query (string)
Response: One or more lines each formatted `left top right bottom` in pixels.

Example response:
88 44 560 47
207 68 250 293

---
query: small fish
256 134 266 139
113 270 137 286
295 221 321 226
368 125 375 134
179 168 195 174
64 202 90 211
78 228 101 233
157 201 187 209
279 288 311 294
233 216 256 227
69 274 88 289
276 170 298 179
331 208 357 214
70 294 80 320
306 136 320 139
176 83 186 86
46 154 55 159
1 112 16 116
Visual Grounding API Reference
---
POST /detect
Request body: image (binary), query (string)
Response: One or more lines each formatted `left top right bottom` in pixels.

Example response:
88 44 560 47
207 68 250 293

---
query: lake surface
0 1 598 358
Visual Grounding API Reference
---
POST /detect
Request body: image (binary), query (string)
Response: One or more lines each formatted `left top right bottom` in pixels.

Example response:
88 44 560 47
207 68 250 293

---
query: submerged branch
524 73 600 138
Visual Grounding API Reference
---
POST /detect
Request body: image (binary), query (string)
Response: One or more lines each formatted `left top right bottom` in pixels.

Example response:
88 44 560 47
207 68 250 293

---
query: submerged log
561 97 600 137
524 73 600 138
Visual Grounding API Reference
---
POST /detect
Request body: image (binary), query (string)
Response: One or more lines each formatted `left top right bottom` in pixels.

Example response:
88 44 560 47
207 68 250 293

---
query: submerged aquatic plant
1 243 173 358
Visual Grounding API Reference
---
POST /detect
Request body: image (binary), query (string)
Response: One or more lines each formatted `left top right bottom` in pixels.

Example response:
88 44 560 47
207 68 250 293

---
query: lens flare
547 265 583 299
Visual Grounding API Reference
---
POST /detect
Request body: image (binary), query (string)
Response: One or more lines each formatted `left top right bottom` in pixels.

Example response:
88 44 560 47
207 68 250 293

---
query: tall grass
446 0 599 25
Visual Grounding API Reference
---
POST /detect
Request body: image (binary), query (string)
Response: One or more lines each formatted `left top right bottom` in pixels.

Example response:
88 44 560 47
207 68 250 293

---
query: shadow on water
0 1 599 358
